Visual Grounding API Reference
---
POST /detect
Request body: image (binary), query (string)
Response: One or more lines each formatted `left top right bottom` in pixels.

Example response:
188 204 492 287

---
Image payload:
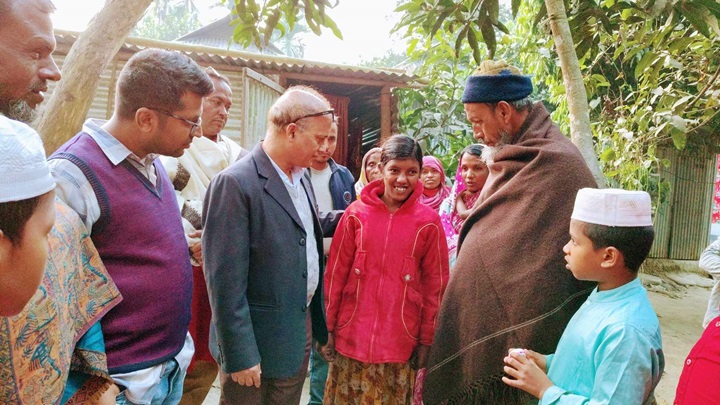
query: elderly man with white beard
423 60 598 405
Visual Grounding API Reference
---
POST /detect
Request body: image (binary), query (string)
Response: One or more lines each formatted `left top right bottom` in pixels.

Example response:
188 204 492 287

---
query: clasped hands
501 348 553 399
316 332 336 362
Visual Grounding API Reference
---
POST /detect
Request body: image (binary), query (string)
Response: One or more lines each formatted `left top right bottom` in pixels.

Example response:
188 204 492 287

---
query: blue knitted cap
462 60 533 103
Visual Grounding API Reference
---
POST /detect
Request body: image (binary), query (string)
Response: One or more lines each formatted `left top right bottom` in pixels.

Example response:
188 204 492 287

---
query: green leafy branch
226 0 342 50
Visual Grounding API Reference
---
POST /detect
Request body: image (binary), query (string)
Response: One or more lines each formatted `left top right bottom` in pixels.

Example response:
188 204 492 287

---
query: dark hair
380 134 423 168
581 223 655 272
116 49 214 120
460 143 484 160
0 196 42 246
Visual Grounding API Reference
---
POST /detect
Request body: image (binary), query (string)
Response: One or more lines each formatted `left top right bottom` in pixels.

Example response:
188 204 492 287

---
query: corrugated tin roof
175 14 284 55
54 30 425 88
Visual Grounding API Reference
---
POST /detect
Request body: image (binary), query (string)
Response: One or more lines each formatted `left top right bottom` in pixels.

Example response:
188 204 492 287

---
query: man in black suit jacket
203 85 340 404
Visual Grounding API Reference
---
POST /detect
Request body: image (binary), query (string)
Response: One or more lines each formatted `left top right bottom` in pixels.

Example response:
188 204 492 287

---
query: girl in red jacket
323 134 450 404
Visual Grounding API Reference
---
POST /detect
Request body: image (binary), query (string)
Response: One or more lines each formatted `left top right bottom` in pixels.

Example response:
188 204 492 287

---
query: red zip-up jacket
324 179 449 364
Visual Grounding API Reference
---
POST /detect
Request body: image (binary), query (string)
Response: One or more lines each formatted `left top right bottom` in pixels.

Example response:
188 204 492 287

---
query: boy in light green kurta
502 188 664 404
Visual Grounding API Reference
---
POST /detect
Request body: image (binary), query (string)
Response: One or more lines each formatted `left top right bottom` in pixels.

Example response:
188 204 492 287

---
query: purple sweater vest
50 133 192 374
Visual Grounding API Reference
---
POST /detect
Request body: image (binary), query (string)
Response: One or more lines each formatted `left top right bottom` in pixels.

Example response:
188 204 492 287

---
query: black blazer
202 142 340 378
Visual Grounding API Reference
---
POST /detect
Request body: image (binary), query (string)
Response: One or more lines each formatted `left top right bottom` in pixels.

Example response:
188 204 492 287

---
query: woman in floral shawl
439 144 487 267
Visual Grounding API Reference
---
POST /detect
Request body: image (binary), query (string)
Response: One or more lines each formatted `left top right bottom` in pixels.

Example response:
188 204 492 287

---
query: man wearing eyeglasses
203 85 341 404
304 120 355 405
159 66 248 403
49 48 214 405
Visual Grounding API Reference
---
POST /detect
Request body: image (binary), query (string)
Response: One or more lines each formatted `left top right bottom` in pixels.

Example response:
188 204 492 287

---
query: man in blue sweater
305 121 355 404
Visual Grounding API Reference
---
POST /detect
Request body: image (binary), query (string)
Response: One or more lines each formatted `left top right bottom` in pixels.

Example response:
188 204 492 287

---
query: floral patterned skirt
323 353 415 405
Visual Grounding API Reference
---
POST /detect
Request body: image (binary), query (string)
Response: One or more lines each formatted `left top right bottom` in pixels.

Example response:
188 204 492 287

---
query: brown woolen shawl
423 102 597 405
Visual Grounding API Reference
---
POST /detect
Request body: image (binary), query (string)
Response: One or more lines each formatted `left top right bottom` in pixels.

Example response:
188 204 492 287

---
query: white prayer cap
571 188 652 227
0 116 55 203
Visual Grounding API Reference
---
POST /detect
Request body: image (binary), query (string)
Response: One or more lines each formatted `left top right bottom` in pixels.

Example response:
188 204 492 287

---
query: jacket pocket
401 257 422 340
336 252 365 330
249 302 279 311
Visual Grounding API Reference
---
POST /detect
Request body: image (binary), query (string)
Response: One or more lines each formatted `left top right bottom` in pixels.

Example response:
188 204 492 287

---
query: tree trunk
38 0 154 154
544 0 605 187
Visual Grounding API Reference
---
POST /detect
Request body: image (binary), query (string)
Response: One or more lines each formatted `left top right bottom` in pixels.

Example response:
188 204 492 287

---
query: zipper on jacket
369 212 394 361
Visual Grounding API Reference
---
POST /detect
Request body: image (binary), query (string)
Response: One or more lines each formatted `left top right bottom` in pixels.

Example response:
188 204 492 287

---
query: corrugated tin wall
649 147 715 260
45 56 284 151
669 149 715 259
216 69 245 146
240 67 284 149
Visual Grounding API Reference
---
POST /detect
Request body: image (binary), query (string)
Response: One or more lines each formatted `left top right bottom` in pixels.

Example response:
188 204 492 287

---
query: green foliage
395 0 512 62
271 17 310 58
393 0 720 193
393 9 480 175
132 0 202 41
566 0 720 193
224 0 342 51
394 1 540 175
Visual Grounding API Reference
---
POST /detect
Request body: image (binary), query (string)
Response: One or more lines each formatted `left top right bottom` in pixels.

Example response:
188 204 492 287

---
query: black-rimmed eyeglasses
291 109 335 124
147 107 202 136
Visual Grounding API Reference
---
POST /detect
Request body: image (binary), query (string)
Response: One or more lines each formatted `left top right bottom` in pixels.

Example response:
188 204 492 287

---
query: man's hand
410 345 431 370
97 383 120 405
502 350 553 399
189 230 202 263
318 332 336 362
231 364 262 388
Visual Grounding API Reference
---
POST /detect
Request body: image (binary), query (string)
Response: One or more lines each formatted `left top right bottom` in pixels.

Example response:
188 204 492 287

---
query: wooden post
380 86 392 141
38 0 154 154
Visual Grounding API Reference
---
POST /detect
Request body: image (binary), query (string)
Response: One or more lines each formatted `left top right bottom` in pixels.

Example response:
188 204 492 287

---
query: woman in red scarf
418 156 451 211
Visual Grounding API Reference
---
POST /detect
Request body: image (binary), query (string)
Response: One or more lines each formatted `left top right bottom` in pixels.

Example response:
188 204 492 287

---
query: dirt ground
200 276 712 405
647 283 709 404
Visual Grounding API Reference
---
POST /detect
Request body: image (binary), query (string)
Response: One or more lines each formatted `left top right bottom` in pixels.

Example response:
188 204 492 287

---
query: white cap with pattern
0 116 55 203
571 188 652 227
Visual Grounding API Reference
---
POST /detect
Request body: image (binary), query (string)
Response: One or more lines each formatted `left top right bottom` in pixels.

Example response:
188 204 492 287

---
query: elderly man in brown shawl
423 61 597 404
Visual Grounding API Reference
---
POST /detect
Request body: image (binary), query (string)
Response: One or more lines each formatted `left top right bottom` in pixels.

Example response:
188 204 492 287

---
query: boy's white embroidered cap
0 116 55 203
571 188 652 227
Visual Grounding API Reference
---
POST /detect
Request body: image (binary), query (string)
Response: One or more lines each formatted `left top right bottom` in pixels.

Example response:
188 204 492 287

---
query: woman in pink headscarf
418 156 451 211
440 144 488 267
